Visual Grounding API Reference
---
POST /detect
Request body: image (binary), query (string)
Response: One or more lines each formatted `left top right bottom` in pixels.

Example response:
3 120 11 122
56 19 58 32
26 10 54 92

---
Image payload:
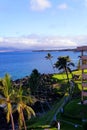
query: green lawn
52 73 72 82
27 95 86 130
27 95 67 129
56 98 87 130
53 70 87 92
64 98 87 119
52 70 87 130
27 70 87 130
60 122 83 130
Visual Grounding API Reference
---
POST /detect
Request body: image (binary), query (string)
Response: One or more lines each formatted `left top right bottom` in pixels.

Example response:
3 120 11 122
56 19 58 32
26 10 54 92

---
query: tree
54 56 75 83
29 69 40 95
0 74 15 130
45 53 55 72
14 86 35 130
0 74 35 130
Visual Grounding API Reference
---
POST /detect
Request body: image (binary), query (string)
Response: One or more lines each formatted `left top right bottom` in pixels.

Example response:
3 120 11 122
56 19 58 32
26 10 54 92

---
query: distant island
32 48 76 52
0 47 77 53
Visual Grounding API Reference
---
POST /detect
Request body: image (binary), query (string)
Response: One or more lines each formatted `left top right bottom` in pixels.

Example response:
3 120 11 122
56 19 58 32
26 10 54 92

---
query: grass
52 73 72 82
53 70 87 130
56 98 87 130
53 69 87 92
64 98 87 119
27 95 67 129
60 122 83 130
27 69 87 130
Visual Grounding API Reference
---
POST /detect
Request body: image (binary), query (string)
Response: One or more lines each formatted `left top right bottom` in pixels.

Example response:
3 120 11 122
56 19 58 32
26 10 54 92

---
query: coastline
32 48 76 52
0 47 76 53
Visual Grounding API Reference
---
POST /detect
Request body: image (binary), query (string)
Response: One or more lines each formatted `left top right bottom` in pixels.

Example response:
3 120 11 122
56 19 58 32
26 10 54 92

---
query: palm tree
45 53 55 72
54 56 75 83
15 86 35 130
0 74 15 130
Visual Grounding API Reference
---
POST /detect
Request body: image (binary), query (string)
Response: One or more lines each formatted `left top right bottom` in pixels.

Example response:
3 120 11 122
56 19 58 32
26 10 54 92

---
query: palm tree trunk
65 67 69 83
21 108 27 130
65 67 71 94
10 112 15 130
50 59 55 72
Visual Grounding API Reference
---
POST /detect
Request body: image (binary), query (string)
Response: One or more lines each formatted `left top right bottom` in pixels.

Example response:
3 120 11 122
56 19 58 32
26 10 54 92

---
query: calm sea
0 50 80 80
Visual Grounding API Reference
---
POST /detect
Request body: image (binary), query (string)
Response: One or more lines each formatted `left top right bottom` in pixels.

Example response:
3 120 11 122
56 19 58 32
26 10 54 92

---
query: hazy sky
0 0 87 50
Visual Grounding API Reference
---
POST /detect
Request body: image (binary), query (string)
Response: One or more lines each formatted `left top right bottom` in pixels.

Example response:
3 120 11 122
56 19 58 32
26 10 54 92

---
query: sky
0 0 87 50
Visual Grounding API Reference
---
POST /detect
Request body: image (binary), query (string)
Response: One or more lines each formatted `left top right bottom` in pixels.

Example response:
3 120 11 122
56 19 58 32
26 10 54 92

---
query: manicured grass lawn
53 70 87 92
53 69 82 81
52 73 72 82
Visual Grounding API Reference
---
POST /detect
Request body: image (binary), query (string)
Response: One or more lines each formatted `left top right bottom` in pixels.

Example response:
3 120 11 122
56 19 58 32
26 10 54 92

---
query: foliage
0 74 15 130
29 69 41 94
14 86 35 130
0 67 86 130
27 95 67 129
45 53 53 60
45 53 55 72
0 74 35 130
54 56 75 83
64 98 87 119
27 69 87 130
83 122 87 130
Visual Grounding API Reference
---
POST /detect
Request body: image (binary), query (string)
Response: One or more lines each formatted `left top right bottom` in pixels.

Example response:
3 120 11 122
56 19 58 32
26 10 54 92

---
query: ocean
0 50 80 80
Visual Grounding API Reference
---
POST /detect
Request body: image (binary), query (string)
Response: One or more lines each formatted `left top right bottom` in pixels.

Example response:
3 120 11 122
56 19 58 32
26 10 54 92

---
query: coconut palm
45 53 55 72
15 86 35 130
0 74 15 130
54 56 75 83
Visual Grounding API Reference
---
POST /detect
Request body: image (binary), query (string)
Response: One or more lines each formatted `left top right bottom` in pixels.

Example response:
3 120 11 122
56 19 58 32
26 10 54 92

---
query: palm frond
68 62 75 67
0 98 6 104
25 105 35 119
7 111 10 123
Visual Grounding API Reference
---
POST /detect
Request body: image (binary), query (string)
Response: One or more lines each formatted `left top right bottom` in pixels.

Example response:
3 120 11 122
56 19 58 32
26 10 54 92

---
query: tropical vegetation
45 53 55 72
0 74 35 130
54 56 75 83
0 74 15 130
0 53 87 130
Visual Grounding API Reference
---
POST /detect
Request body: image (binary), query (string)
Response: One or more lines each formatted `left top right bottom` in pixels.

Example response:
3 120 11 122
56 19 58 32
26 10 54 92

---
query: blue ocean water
0 50 80 80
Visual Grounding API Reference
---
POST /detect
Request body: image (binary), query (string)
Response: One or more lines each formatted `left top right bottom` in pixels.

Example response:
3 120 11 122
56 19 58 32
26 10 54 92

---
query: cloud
0 35 79 50
58 3 68 10
73 35 87 46
1 35 87 51
0 37 4 42
30 0 51 11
